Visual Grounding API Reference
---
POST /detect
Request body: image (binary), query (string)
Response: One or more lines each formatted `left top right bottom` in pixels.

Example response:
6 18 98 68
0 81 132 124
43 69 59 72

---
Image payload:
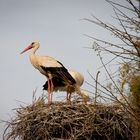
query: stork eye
31 42 35 45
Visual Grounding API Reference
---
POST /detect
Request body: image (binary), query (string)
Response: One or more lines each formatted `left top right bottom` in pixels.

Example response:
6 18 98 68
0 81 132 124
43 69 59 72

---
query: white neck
31 46 39 54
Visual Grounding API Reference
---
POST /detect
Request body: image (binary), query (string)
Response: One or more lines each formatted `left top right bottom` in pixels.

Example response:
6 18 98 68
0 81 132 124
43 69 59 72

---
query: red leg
47 78 54 105
50 79 54 103
50 79 54 92
47 80 51 105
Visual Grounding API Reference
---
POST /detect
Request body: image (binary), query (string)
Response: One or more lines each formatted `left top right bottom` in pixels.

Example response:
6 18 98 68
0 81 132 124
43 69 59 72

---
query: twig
95 71 100 104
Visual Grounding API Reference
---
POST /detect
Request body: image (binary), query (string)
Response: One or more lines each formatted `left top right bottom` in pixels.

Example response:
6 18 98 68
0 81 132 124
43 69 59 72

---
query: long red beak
20 45 33 54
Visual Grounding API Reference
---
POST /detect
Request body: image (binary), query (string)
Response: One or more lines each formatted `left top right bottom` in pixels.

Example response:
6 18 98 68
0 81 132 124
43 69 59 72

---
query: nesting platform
3 96 133 140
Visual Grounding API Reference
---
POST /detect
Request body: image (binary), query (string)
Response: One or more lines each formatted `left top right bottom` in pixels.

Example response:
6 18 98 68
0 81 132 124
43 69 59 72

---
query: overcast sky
0 0 128 138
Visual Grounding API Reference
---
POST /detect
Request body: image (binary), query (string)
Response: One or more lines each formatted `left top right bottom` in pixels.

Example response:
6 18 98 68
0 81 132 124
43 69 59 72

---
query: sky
0 0 128 138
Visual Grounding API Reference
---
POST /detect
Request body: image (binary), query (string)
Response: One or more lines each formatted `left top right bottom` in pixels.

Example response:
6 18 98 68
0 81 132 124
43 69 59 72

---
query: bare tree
84 0 140 138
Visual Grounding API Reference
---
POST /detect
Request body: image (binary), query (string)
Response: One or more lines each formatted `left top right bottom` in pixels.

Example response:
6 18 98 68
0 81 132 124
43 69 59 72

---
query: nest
3 96 133 140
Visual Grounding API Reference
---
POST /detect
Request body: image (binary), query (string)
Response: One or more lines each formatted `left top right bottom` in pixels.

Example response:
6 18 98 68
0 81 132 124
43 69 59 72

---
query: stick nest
3 96 132 140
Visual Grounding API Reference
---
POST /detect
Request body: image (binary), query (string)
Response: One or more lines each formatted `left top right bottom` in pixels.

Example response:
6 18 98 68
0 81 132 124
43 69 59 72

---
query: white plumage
20 42 76 104
43 70 89 104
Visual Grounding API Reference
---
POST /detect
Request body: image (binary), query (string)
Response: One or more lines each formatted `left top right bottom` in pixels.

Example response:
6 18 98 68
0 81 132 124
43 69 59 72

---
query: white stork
20 42 76 104
43 70 89 104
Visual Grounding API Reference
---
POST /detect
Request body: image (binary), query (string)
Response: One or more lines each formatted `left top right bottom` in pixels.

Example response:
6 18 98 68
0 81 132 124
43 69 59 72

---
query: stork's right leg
50 79 54 103
68 93 72 102
66 92 69 101
66 92 71 104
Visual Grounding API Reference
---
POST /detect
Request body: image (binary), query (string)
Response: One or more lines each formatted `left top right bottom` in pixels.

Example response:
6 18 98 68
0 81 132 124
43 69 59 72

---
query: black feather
41 66 76 85
43 77 66 90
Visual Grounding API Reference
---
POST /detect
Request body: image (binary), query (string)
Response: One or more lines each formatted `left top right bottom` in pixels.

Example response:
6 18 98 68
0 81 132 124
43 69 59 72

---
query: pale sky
0 0 127 138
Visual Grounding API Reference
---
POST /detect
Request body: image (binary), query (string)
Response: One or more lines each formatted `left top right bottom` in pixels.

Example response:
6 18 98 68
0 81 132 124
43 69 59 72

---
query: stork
43 70 89 104
20 42 76 104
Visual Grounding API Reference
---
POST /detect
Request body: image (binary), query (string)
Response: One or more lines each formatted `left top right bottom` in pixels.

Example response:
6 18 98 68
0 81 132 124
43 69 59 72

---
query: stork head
20 42 40 54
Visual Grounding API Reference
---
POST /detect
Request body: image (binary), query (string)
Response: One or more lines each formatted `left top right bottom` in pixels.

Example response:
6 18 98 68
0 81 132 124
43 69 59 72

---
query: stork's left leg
47 80 51 105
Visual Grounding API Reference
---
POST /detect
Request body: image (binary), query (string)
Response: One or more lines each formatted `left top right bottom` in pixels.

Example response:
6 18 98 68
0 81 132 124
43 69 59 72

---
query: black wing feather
41 66 76 85
43 77 66 90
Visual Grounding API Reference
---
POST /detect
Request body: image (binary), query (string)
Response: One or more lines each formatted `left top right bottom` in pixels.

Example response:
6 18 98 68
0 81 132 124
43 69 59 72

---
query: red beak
20 45 33 54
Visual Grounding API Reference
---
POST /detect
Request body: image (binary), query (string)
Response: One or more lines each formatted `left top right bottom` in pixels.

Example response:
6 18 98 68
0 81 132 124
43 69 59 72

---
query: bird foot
47 101 52 105
67 99 71 105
